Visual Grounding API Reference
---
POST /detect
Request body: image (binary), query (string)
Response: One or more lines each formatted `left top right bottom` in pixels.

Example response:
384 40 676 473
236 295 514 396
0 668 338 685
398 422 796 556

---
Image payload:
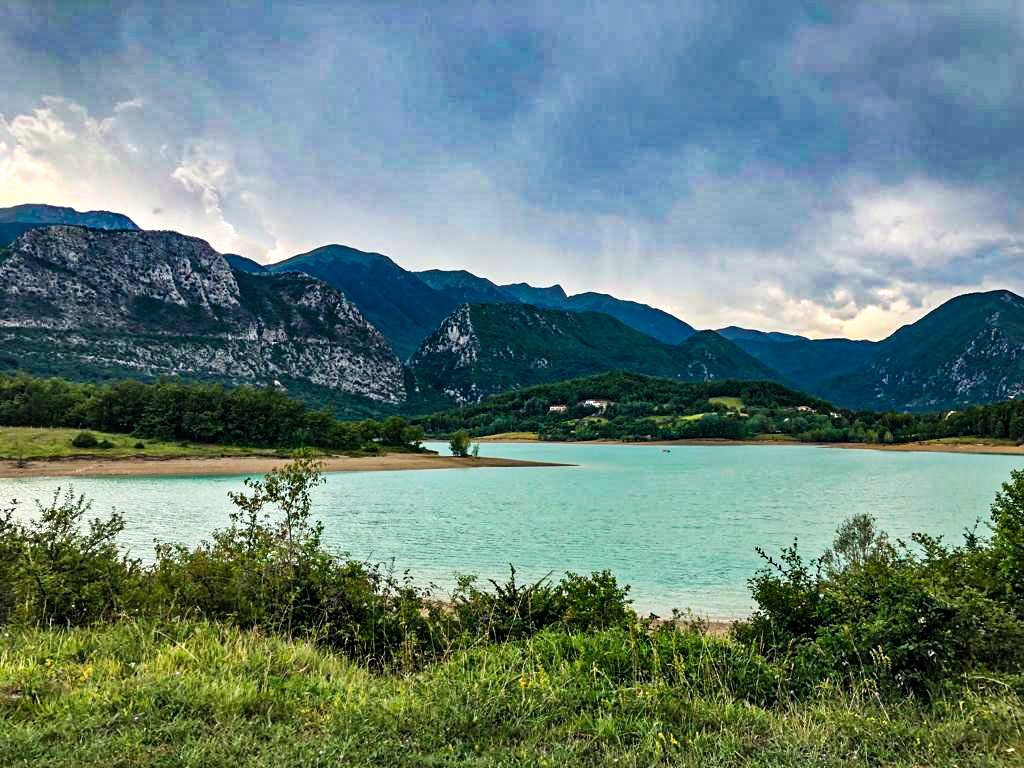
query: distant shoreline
0 452 568 479
475 435 1024 456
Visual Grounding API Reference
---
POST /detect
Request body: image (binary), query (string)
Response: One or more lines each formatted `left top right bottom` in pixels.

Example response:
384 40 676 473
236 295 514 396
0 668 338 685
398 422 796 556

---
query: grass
681 413 711 422
1 620 1022 767
478 432 540 441
0 427 284 460
709 396 744 411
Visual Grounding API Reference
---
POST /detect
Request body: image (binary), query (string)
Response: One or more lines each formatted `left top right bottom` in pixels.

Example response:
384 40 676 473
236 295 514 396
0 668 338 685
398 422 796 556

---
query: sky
1 1 1022 340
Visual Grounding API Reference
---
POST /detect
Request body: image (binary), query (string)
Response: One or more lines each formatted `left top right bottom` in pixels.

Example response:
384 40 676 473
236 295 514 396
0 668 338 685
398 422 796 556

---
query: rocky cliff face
0 227 405 402
408 303 776 404
822 290 1024 410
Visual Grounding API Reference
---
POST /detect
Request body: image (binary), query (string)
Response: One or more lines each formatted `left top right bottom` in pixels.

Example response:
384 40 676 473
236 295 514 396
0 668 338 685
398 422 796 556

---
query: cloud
0 97 277 259
0 0 1022 339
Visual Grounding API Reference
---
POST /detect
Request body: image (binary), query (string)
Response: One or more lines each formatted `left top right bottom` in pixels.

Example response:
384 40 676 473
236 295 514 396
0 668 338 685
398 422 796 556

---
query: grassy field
478 432 540 441
708 396 744 411
0 427 284 460
1 621 1022 767
680 412 711 422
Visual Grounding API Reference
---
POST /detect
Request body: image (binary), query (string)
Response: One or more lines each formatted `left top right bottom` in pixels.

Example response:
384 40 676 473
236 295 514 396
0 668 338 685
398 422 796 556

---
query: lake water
2 442 1021 618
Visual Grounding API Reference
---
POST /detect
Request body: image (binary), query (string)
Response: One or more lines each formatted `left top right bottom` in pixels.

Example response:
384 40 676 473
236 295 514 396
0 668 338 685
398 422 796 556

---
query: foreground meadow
2 621 1022 767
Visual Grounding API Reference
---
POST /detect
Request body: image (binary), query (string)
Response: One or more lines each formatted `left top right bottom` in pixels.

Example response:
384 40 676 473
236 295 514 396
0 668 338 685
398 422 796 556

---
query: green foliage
149 458 442 665
0 460 636 670
70 431 98 448
991 468 1024 598
5 621 1022 767
0 490 140 626
419 372 838 441
418 370 1024 445
451 566 633 642
741 512 1024 692
448 428 471 457
0 372 424 454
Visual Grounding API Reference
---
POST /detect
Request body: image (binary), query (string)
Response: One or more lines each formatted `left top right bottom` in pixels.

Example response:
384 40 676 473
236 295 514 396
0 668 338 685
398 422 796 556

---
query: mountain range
2 202 1023 414
233 244 698 359
407 304 769 404
0 225 405 404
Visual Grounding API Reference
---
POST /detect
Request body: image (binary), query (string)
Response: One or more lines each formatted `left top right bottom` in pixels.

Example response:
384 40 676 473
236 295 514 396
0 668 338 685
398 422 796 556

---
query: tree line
416 371 1024 445
0 373 424 452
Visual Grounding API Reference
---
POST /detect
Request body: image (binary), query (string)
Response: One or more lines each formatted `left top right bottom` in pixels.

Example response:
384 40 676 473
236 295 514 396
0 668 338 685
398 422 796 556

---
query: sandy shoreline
0 452 567 479
478 435 1024 456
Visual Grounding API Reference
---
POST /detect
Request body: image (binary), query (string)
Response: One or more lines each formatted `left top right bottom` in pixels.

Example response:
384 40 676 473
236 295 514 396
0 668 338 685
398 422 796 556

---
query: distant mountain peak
820 287 1024 410
0 203 139 230
716 326 810 344
501 282 569 304
276 243 403 270
0 203 140 247
224 253 267 273
267 243 451 360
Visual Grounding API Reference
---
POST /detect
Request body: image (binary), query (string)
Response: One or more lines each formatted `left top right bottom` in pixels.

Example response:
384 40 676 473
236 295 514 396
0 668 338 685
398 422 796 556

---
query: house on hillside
548 404 569 414
583 399 613 413
795 405 814 413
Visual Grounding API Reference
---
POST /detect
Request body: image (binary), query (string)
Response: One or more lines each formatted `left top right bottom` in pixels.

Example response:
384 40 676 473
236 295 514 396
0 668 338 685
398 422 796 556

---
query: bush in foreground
739 472 1024 692
0 458 634 667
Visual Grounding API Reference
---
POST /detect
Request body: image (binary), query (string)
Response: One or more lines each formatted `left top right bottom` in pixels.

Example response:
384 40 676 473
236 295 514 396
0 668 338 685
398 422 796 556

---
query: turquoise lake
2 442 1021 618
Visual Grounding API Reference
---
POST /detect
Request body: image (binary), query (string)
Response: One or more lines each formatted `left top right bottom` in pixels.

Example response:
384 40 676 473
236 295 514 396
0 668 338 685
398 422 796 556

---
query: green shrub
70 431 99 448
148 457 452 666
740 512 1024 692
991 468 1024 600
450 566 633 641
449 429 471 457
0 490 140 626
519 625 783 705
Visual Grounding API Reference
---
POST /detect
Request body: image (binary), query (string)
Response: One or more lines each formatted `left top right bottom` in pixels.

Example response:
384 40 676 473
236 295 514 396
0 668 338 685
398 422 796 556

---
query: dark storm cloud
0 0 1021 338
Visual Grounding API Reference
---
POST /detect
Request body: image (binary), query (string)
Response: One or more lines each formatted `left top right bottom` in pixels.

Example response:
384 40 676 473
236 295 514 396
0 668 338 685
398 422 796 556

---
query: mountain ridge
267 244 453 360
0 227 406 403
408 303 774 404
4 201 1024 414
820 289 1024 411
0 203 139 247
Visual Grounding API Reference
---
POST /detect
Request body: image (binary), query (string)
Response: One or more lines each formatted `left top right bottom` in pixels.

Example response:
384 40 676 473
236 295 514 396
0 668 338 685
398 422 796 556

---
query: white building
582 399 613 412
548 404 569 413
